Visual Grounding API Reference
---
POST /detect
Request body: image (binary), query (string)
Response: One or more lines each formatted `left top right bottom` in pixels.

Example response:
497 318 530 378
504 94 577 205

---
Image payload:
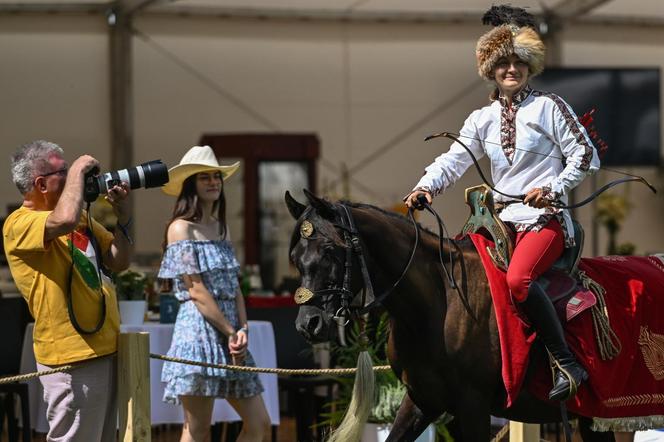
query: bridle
294 204 420 328
294 201 475 335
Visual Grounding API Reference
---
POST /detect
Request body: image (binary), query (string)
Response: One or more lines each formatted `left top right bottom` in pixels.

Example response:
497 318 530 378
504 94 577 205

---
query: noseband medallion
294 286 314 305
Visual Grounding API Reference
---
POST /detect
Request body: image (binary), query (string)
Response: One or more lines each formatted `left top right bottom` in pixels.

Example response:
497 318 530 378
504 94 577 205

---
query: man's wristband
116 217 133 245
238 325 249 336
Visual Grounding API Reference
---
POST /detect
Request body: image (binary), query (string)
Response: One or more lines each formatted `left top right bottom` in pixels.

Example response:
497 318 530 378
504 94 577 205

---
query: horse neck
353 208 494 339
352 207 450 317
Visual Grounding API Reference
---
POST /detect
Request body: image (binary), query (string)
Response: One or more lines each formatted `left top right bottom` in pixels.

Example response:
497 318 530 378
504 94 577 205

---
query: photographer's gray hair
10 140 64 194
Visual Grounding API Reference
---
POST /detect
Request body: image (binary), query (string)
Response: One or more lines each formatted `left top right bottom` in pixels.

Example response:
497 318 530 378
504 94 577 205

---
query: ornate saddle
462 185 592 319
461 184 584 276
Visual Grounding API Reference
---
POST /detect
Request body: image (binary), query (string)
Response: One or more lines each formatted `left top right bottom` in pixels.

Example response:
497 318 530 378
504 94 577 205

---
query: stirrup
547 352 586 402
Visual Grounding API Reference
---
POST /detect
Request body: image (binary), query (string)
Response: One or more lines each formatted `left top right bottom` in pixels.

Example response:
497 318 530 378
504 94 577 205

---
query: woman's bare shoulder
167 219 195 243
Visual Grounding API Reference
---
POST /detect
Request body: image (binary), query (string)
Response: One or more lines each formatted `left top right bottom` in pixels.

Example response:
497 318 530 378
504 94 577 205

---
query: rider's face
493 54 529 96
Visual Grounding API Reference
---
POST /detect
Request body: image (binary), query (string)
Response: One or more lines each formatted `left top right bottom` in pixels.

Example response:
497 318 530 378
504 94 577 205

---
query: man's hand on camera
105 182 131 223
70 155 99 177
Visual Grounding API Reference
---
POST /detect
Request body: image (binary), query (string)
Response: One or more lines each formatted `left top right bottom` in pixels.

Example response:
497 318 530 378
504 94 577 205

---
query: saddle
462 184 595 323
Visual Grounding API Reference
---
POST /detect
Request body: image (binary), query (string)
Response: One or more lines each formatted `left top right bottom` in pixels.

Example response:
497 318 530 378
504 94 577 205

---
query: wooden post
118 332 151 442
509 421 540 442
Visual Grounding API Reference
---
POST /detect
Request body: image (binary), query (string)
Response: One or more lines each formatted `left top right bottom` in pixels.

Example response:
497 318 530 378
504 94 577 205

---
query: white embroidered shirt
412 86 600 247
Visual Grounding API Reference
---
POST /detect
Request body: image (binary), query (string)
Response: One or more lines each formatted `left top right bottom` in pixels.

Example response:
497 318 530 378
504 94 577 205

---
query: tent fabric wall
1 14 662 257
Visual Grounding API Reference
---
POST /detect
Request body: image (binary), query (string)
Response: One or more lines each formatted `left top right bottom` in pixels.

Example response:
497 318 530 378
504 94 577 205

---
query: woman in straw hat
405 5 599 402
158 145 269 441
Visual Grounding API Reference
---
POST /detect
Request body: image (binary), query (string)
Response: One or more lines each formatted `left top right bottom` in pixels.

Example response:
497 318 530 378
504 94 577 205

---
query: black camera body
83 160 169 202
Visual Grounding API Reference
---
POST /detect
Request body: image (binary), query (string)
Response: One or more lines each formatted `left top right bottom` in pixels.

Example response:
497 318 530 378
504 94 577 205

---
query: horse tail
327 350 375 442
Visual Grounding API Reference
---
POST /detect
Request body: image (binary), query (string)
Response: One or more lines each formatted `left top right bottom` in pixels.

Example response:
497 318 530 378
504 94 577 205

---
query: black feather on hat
481 5 536 28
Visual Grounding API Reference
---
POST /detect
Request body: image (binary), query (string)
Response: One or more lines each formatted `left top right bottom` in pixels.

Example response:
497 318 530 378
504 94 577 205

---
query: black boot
520 280 588 401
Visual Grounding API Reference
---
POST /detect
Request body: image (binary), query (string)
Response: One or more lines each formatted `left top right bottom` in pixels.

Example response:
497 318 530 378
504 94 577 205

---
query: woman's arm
231 292 249 352
183 274 235 336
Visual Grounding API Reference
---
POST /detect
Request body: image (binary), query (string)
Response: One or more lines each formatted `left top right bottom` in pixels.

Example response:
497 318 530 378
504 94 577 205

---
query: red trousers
506 219 564 303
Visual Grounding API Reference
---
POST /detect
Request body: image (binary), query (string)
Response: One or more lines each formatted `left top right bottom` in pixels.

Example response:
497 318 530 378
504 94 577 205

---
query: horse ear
302 189 336 219
284 191 306 219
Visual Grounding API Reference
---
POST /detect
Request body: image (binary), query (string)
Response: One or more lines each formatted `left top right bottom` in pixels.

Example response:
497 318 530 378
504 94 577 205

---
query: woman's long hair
161 173 227 253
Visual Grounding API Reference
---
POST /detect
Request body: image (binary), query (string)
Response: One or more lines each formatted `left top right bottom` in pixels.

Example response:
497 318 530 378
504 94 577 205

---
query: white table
20 320 280 433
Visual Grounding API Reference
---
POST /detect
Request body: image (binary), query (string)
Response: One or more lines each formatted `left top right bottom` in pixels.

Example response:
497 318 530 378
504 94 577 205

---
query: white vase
362 423 436 442
119 300 147 324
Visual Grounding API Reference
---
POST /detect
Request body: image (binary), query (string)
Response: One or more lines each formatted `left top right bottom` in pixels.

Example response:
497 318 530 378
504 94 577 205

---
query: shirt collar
499 84 533 107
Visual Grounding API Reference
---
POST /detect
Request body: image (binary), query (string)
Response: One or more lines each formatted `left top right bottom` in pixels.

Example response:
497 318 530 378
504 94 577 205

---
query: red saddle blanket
468 233 664 418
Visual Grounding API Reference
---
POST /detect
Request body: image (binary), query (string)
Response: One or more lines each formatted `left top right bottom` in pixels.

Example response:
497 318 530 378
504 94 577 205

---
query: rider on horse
405 5 600 402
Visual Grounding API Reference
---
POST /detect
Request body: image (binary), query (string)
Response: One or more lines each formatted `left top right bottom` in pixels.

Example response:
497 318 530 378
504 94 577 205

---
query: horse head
285 190 371 343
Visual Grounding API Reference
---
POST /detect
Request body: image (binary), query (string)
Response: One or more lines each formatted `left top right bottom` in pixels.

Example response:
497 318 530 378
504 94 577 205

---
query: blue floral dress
158 239 264 404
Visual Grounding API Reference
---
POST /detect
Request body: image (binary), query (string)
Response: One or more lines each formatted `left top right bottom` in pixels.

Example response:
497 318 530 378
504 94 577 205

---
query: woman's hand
404 190 432 209
523 188 550 209
228 330 248 365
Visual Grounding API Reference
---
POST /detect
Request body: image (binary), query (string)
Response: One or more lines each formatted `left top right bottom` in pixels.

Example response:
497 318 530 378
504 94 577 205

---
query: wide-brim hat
161 145 239 196
475 6 545 81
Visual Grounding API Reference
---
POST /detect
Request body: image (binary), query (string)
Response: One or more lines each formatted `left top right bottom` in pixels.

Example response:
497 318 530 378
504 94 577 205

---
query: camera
83 160 169 202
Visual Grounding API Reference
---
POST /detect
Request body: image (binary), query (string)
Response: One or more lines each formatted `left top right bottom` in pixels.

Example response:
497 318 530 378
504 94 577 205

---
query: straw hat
161 145 240 196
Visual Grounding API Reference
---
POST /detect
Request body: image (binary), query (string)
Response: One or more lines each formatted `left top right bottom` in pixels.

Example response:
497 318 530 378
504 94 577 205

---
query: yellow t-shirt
3 206 120 365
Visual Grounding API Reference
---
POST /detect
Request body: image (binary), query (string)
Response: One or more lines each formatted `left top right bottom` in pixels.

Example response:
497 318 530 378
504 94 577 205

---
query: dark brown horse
285 190 616 442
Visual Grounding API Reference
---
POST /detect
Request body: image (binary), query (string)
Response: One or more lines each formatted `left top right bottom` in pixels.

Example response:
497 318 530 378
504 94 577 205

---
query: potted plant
323 313 450 442
114 269 149 324
596 191 633 255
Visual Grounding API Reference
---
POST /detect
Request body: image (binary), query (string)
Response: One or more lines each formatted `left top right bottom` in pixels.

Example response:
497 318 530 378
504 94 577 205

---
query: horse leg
578 417 615 442
444 389 491 441
385 393 433 442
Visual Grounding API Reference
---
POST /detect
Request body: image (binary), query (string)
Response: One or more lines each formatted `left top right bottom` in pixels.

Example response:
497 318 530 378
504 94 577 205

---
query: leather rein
294 201 475 326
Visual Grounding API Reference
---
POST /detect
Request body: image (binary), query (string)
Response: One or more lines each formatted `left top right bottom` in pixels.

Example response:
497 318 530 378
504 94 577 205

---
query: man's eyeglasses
39 168 68 178
33 168 68 185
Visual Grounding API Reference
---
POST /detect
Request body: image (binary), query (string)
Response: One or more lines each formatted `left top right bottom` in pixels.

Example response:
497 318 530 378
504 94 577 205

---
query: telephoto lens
84 160 169 202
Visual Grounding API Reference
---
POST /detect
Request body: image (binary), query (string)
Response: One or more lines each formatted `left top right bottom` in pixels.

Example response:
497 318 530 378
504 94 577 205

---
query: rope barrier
0 351 392 385
0 365 76 384
149 353 392 375
490 423 510 442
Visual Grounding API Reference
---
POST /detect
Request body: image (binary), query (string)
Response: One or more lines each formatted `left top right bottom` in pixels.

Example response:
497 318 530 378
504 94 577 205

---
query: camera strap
65 208 107 335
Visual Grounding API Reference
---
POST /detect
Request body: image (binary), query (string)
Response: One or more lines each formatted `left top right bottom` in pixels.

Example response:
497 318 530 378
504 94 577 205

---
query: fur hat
475 5 545 81
161 145 239 196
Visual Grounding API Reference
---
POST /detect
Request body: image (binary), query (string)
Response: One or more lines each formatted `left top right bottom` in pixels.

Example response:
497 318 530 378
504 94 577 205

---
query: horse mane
339 200 439 238
288 198 478 259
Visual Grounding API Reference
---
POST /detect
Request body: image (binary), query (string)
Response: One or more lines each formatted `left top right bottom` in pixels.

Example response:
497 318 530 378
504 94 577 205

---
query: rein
295 200 476 324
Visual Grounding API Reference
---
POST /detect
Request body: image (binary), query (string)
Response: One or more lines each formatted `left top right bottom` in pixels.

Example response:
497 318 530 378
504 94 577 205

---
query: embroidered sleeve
541 185 561 202
548 94 600 196
410 110 485 196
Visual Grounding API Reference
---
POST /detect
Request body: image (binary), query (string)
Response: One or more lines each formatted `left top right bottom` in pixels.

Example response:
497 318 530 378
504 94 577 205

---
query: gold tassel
578 271 621 360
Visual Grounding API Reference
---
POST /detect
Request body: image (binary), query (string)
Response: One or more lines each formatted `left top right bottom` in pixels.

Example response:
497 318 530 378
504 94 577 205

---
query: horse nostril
307 315 321 334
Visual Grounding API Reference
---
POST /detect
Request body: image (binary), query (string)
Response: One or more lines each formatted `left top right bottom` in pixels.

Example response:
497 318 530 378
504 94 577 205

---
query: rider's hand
404 190 432 209
523 188 550 209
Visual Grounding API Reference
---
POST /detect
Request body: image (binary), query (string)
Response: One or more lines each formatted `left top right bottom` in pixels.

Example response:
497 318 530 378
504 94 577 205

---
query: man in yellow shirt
3 140 131 442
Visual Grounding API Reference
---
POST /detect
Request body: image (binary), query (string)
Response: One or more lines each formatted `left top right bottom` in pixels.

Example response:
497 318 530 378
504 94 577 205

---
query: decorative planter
119 300 147 325
362 423 436 442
